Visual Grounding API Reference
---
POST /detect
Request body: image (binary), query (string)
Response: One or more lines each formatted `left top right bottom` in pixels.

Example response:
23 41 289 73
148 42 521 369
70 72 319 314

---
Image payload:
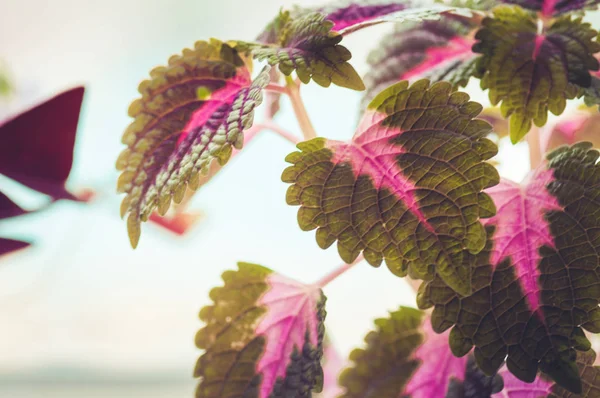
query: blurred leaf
195 262 326 397
338 307 503 397
362 15 477 111
499 0 600 16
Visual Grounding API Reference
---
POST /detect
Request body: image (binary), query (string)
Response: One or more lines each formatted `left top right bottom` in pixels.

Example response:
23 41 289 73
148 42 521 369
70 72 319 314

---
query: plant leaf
282 79 499 296
236 12 365 90
493 350 600 397
116 39 269 248
500 0 600 16
0 86 85 200
338 307 503 397
582 76 600 108
419 142 600 393
473 6 600 143
541 109 600 152
362 15 478 111
195 262 326 398
314 337 345 398
256 2 472 42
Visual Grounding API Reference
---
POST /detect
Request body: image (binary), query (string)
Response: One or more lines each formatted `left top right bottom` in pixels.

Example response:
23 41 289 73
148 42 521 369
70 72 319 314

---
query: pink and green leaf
473 6 600 143
236 12 364 90
282 79 499 296
493 350 600 397
116 39 270 247
338 307 503 397
195 262 326 398
362 15 478 110
419 142 600 393
500 0 600 16
315 338 345 397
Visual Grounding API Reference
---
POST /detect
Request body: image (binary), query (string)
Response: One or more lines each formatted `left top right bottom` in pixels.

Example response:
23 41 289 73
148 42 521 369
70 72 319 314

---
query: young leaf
282 79 499 296
362 16 477 110
419 142 600 393
473 6 600 143
195 262 326 398
338 307 503 397
236 12 365 90
493 350 600 397
500 0 600 16
116 39 269 248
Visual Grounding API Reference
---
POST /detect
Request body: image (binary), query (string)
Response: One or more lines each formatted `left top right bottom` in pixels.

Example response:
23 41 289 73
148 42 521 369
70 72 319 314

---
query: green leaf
549 350 600 397
419 142 600 393
116 39 269 248
338 307 503 397
473 6 600 143
282 80 499 296
235 12 365 90
195 262 327 398
582 76 600 108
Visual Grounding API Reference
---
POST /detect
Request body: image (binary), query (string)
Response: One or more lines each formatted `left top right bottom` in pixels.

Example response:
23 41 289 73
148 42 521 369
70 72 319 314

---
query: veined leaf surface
116 39 269 247
473 6 600 142
237 12 364 90
493 350 600 397
282 79 499 296
195 262 326 398
419 142 600 393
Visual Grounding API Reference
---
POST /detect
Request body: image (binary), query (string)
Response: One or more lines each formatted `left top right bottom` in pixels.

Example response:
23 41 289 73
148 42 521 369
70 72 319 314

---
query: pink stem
265 83 289 94
262 121 301 144
527 126 542 169
315 255 364 288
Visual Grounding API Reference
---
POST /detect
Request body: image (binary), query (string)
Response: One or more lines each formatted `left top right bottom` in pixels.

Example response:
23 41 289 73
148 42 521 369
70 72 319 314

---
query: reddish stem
316 255 364 288
527 126 542 169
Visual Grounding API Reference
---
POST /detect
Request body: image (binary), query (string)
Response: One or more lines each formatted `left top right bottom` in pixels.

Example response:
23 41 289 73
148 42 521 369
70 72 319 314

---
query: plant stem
285 76 317 140
261 121 301 144
315 255 364 288
265 83 288 94
527 126 542 169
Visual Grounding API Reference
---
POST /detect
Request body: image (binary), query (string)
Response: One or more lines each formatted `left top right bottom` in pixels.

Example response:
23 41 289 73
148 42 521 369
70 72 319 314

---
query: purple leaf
419 142 600 393
0 238 30 257
117 39 270 247
316 0 410 33
500 0 600 16
362 16 478 110
195 262 326 397
282 79 499 296
0 86 85 201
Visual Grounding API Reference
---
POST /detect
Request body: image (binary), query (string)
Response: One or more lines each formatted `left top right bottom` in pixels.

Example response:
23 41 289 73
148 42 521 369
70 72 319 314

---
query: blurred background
0 0 591 397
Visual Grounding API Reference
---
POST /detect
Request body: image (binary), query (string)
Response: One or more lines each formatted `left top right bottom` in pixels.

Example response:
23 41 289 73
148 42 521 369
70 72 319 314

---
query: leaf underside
419 142 600 393
195 262 326 398
473 6 600 143
283 79 499 296
116 39 269 247
362 15 478 111
237 12 364 90
338 307 503 397
500 0 600 16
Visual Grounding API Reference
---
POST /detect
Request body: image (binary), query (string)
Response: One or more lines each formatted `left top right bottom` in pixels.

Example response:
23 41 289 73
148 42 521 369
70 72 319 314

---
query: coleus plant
116 0 600 396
